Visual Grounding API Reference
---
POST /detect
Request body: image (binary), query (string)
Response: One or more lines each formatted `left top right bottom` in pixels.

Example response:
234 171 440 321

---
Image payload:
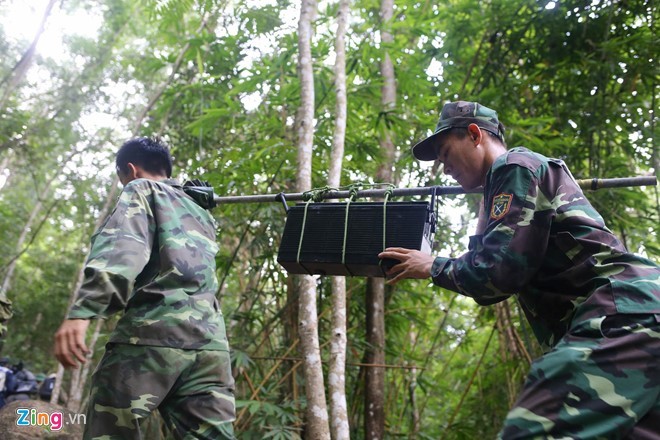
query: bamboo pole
210 176 657 205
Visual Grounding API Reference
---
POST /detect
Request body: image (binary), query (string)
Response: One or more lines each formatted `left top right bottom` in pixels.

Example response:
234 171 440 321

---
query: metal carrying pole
211 176 657 206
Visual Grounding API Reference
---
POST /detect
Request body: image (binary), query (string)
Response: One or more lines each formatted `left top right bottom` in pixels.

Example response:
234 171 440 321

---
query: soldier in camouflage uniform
380 101 660 439
54 137 235 439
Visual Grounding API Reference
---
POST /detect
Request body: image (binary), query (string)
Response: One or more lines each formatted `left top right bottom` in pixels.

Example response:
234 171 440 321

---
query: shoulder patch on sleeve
490 193 513 220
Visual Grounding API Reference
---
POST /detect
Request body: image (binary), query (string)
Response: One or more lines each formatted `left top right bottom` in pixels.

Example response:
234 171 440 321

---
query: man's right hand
54 319 90 368
378 247 435 285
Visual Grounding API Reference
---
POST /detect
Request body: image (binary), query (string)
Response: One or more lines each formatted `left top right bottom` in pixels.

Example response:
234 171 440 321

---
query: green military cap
412 101 505 161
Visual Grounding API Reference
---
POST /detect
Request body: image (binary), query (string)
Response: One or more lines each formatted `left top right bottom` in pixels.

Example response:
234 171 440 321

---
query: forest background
0 0 657 438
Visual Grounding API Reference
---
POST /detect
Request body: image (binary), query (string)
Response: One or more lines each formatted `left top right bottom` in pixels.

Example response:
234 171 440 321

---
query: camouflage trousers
499 313 660 439
84 343 235 440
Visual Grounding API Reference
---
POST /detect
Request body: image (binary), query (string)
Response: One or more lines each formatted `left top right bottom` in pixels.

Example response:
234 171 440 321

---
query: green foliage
236 400 302 439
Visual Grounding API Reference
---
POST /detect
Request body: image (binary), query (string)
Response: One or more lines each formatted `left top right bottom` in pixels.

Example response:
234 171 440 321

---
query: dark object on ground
38 375 56 401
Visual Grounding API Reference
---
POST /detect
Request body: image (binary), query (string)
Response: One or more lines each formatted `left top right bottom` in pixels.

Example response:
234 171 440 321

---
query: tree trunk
329 276 349 440
50 364 65 405
295 0 330 438
284 274 300 404
364 278 385 440
408 331 419 439
378 0 397 177
328 0 349 191
328 0 350 438
364 0 397 437
0 152 12 192
0 0 58 111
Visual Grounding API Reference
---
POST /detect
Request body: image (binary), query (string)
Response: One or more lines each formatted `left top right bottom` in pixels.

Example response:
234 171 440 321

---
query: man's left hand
54 319 90 368
378 247 435 285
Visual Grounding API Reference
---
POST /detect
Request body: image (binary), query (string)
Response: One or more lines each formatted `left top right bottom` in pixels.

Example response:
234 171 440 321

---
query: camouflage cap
412 101 505 161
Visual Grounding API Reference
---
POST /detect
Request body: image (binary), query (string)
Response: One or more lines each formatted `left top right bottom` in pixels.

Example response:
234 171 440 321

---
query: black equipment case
277 201 435 277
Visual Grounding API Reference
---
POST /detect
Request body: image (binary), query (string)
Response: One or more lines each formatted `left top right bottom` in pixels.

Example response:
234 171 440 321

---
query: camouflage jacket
431 147 660 350
67 178 228 351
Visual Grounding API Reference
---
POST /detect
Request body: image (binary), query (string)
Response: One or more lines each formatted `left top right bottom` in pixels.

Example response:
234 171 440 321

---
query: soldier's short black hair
116 137 173 178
